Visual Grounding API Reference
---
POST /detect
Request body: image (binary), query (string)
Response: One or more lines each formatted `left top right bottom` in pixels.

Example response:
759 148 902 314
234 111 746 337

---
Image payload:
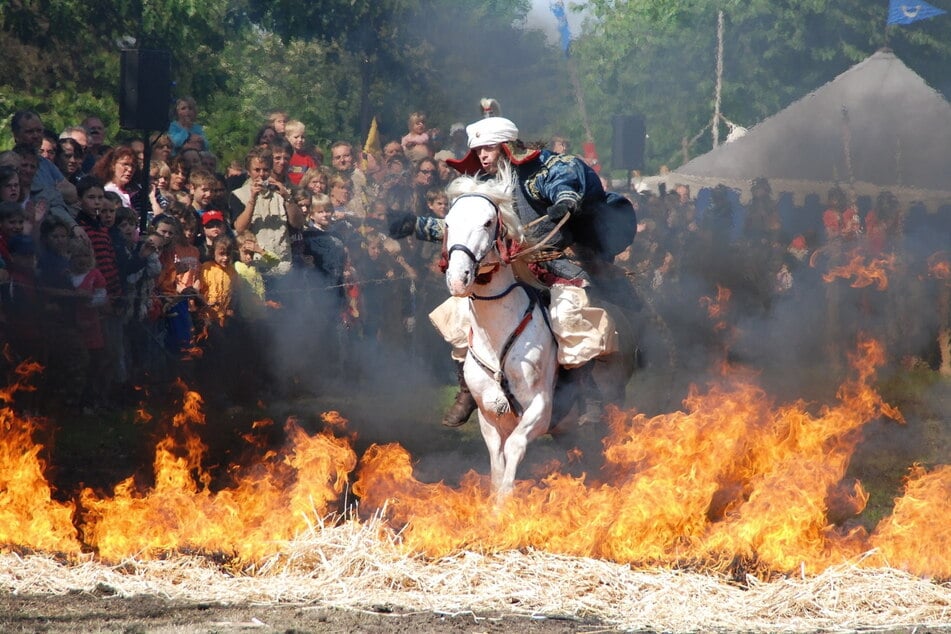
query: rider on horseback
390 116 638 428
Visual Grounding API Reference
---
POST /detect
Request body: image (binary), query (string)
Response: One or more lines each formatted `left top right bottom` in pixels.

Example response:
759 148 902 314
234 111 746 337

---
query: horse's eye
483 219 492 228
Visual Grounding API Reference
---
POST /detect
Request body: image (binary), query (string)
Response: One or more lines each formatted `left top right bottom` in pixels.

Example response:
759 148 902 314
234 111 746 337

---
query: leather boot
442 360 477 427
564 362 603 426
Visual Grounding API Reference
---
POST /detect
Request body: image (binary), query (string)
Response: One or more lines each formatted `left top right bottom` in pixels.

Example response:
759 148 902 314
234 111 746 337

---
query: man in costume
391 117 638 428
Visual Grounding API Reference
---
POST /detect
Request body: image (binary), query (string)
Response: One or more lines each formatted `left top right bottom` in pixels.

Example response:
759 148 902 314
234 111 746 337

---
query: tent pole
712 10 724 149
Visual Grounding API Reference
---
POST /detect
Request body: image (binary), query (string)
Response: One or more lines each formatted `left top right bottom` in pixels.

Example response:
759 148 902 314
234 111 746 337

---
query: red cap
202 210 226 226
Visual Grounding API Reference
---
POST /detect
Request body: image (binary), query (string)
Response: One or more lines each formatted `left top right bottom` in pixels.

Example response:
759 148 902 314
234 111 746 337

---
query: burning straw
0 515 949 633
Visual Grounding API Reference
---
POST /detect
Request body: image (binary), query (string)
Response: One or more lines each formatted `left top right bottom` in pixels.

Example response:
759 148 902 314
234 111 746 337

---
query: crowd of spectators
1 100 948 415
0 102 466 412
620 177 951 379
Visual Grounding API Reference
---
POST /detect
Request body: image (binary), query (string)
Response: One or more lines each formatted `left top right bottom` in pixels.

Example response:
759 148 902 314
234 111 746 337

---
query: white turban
466 117 518 149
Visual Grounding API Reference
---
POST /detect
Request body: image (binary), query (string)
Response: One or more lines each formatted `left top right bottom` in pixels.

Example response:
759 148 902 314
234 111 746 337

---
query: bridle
443 193 514 279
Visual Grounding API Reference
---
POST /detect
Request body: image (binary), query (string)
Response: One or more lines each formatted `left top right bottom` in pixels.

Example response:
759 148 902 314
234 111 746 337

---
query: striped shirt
76 213 121 298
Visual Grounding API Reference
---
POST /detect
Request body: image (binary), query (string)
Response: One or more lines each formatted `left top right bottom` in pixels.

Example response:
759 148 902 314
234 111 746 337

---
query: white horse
443 176 559 500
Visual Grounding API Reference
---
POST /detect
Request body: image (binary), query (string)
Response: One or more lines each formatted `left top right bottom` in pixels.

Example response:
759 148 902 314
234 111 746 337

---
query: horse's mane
446 173 525 243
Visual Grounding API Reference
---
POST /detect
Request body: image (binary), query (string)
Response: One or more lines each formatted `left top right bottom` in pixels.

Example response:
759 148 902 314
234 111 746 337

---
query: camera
259 179 277 192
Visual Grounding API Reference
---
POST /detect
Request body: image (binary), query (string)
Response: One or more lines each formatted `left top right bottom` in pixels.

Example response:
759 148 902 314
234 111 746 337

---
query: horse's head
444 193 501 296
443 176 521 297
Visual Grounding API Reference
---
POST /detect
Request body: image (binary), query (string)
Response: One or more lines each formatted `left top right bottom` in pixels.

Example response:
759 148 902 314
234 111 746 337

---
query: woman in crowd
91 145 140 209
55 138 86 184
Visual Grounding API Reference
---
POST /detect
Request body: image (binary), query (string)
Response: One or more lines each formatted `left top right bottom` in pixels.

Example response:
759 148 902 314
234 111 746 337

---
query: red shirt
287 151 318 186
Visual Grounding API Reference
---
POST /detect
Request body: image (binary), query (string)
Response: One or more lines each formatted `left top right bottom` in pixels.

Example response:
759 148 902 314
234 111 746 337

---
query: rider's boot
563 362 604 426
442 360 477 427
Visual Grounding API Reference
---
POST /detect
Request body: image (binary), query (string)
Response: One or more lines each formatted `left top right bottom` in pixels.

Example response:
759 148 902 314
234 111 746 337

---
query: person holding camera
228 145 304 277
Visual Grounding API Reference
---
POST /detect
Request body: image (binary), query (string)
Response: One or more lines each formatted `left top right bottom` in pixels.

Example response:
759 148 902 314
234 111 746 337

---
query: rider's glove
387 212 417 239
546 198 577 222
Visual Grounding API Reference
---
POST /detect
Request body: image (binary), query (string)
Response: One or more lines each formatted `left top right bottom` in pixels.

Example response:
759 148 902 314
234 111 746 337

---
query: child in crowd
401 111 434 161
288 189 312 269
357 232 414 343
75 177 121 300
268 110 289 136
198 210 229 262
69 239 108 410
168 156 191 197
199 234 236 328
119 212 163 336
110 207 144 319
198 233 239 402
299 165 330 196
189 168 217 218
300 194 346 309
3 234 42 363
0 201 26 265
234 230 269 319
285 120 317 186
178 206 200 249
149 160 171 219
168 96 208 153
425 188 449 218
76 176 125 394
36 219 88 405
156 212 199 357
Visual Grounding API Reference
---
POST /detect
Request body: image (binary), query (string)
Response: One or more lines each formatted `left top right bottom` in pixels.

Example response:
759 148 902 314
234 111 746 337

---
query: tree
0 0 234 146
574 0 951 173
234 0 558 142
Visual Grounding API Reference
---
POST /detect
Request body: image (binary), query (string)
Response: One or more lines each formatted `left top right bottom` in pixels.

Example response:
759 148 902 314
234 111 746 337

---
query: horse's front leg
477 411 506 493
497 395 552 502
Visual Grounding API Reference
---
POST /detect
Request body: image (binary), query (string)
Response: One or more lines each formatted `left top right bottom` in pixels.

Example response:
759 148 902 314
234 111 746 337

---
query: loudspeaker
612 114 646 171
120 49 171 130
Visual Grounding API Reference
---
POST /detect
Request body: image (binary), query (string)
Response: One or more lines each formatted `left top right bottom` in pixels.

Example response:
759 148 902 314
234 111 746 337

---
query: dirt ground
0 593 603 633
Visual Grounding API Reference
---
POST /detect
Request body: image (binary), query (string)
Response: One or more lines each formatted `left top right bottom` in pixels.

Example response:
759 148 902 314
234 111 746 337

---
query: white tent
647 50 951 206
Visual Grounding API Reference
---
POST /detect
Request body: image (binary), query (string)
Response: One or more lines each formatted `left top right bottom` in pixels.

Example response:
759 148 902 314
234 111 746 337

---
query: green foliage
0 87 115 150
576 0 951 172
6 0 951 177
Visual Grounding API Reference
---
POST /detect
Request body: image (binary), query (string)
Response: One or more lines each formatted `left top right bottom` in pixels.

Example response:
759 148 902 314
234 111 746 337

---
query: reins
443 192 572 272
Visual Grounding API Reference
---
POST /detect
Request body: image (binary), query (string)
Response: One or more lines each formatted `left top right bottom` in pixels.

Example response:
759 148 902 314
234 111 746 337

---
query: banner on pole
887 0 946 25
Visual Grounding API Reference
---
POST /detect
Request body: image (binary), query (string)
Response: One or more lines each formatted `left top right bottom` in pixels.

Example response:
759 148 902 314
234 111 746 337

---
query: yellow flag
362 116 382 171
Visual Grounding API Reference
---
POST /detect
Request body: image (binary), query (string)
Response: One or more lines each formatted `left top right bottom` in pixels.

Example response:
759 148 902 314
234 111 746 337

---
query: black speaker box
612 114 646 171
120 49 171 130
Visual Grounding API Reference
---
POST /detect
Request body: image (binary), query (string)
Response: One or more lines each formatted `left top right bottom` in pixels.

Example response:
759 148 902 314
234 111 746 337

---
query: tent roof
655 50 951 204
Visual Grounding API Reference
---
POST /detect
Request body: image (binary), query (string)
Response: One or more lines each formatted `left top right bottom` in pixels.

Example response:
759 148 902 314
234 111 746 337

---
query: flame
699 285 734 371
927 252 950 280
699 285 732 331
0 342 946 580
871 464 951 577
79 383 357 563
822 254 896 290
0 362 80 554
349 337 937 577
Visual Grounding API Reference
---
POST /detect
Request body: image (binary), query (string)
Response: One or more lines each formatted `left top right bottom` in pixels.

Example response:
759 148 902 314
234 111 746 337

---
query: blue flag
887 0 947 25
550 1 571 56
